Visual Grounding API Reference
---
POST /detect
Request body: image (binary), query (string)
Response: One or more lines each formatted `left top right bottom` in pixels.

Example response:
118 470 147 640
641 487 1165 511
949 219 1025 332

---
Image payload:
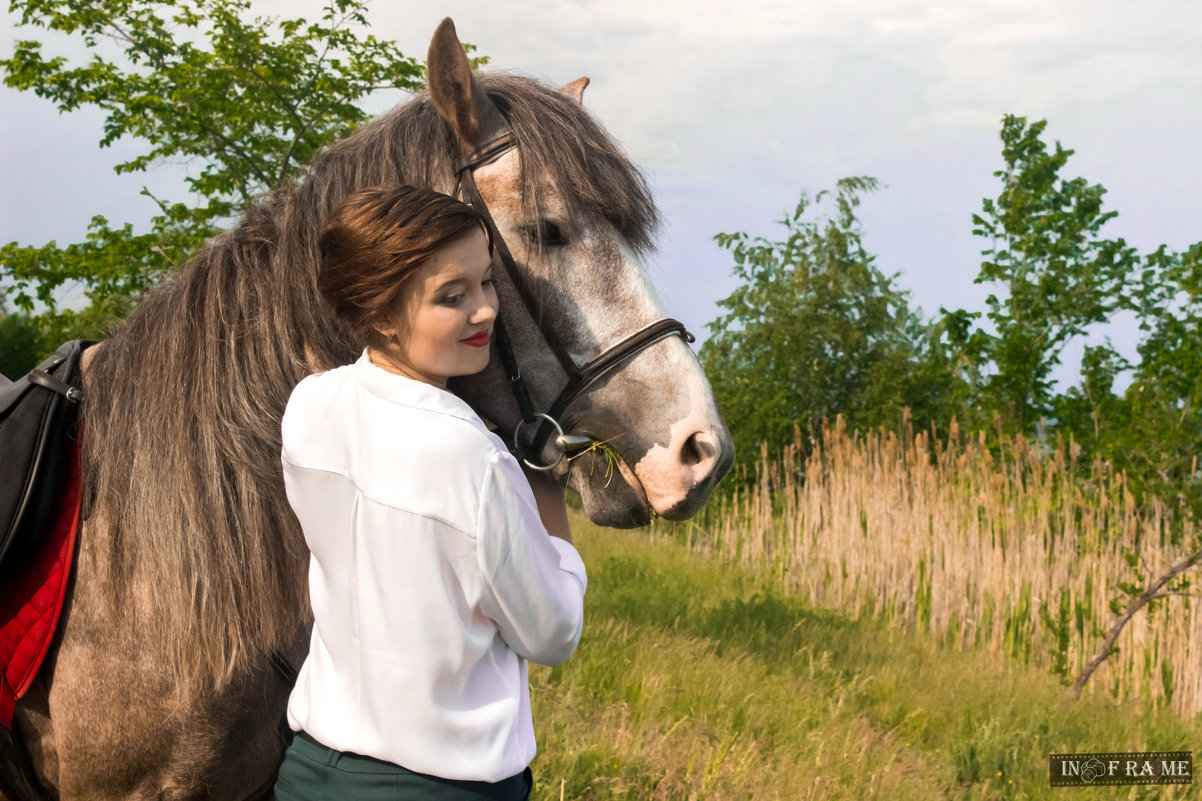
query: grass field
658 422 1200 719
529 515 1200 800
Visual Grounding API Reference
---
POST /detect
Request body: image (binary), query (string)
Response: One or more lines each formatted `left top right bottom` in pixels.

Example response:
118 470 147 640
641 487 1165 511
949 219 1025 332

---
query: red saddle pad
0 441 81 729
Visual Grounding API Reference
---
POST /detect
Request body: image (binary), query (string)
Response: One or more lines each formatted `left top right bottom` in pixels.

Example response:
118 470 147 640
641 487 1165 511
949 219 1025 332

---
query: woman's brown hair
317 185 492 345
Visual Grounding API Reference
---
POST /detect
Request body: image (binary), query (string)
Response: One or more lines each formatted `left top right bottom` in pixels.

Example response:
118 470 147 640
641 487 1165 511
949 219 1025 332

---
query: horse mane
81 73 658 700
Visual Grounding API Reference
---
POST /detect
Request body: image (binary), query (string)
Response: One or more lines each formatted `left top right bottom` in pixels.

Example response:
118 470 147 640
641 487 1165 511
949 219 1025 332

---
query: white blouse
281 351 587 782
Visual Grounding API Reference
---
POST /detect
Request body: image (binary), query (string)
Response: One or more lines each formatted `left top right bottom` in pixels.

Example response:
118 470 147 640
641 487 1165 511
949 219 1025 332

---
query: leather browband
454 133 514 174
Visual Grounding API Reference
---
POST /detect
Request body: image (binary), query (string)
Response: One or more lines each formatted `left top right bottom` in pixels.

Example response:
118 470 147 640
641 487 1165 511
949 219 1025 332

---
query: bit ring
513 413 565 471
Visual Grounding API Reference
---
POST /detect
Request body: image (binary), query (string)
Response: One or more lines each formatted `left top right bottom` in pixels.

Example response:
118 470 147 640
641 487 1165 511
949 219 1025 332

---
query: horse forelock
478 74 660 254
80 70 661 700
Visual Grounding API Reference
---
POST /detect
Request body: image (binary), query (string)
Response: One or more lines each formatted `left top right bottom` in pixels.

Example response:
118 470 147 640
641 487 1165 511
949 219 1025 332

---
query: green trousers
274 732 532 801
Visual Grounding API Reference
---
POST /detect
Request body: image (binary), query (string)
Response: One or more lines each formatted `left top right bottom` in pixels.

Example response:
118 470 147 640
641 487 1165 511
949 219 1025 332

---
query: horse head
428 20 734 527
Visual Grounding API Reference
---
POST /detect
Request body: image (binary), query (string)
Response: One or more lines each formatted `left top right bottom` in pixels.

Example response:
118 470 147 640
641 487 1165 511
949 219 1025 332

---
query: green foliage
0 300 49 379
701 177 960 474
1 0 431 322
705 116 1197 515
1038 588 1073 681
1051 218 1201 517
1114 241 1201 513
945 115 1140 433
944 116 1200 515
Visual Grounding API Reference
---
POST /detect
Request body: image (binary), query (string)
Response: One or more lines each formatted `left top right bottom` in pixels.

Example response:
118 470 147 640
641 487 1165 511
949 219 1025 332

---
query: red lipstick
461 332 491 348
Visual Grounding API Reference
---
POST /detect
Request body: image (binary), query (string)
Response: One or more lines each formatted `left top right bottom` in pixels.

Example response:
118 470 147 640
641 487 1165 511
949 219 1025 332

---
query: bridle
454 132 694 470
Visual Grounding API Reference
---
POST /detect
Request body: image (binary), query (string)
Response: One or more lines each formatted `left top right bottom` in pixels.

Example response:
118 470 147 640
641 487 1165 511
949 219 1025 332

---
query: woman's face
373 228 498 388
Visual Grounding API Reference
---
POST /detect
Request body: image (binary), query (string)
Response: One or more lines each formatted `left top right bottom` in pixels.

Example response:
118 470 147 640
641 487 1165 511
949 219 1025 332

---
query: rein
454 133 694 470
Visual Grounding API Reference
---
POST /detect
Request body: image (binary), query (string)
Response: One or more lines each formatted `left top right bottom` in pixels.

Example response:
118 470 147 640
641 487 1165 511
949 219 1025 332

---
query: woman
275 185 587 800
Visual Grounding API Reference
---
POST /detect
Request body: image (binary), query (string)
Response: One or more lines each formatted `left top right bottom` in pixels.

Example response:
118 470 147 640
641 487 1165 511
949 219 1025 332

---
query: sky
2 0 1200 385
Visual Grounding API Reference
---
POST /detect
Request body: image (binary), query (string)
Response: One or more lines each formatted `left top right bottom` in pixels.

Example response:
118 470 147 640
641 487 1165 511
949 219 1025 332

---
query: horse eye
525 220 568 248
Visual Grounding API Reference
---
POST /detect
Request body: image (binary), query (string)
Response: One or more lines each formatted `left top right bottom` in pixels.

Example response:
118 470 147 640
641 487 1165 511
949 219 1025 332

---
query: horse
0 19 733 800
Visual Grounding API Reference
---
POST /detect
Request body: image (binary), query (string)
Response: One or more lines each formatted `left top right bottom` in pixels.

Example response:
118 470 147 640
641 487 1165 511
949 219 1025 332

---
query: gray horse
1 19 732 800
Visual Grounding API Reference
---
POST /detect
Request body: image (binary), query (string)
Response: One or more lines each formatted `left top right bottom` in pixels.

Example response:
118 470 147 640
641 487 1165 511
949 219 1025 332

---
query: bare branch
187 118 273 199
1071 547 1202 697
272 9 348 186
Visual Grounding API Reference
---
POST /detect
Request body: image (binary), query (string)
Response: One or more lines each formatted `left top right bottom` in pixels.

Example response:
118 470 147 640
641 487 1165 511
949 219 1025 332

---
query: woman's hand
521 468 573 545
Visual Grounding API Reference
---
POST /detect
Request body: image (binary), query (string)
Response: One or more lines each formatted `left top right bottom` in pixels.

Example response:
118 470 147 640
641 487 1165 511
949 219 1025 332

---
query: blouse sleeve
475 451 587 666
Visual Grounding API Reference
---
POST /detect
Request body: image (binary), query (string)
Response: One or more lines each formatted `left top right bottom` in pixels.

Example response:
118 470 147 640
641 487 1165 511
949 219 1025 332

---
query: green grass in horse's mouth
566 435 626 488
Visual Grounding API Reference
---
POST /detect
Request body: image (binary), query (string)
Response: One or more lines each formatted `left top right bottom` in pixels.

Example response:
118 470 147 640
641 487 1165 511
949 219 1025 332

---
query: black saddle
0 340 95 571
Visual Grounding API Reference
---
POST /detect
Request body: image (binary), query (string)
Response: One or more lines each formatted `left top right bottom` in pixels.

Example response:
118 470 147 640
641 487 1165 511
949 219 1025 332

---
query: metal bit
555 434 595 451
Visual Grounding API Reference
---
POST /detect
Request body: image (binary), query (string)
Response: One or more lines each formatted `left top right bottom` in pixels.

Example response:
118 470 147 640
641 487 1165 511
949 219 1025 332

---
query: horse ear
559 76 589 106
427 18 506 153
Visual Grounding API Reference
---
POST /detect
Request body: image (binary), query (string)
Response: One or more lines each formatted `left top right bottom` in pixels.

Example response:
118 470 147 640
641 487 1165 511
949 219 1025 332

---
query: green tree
1126 242 1201 512
946 115 1200 513
943 115 1140 435
1 0 431 337
701 177 959 474
1058 243 1202 514
0 299 48 379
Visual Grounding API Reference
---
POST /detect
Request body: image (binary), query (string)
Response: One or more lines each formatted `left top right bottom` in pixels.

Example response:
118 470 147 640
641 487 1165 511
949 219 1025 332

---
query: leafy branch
1 0 433 340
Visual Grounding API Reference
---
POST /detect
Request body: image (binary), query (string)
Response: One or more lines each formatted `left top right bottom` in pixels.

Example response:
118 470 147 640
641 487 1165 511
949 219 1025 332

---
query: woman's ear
369 304 404 347
371 320 399 344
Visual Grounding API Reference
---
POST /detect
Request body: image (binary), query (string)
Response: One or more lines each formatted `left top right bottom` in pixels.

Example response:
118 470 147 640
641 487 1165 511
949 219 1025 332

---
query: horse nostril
681 431 717 467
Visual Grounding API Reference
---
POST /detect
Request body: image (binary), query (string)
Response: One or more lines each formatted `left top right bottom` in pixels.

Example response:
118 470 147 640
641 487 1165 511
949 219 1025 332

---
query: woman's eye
525 220 568 248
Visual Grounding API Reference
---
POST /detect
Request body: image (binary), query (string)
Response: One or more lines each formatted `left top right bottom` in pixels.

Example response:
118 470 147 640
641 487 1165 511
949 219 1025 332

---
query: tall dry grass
663 417 1201 719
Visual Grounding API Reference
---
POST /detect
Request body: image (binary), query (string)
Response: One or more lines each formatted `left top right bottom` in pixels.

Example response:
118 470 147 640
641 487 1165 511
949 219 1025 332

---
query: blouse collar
352 350 484 427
